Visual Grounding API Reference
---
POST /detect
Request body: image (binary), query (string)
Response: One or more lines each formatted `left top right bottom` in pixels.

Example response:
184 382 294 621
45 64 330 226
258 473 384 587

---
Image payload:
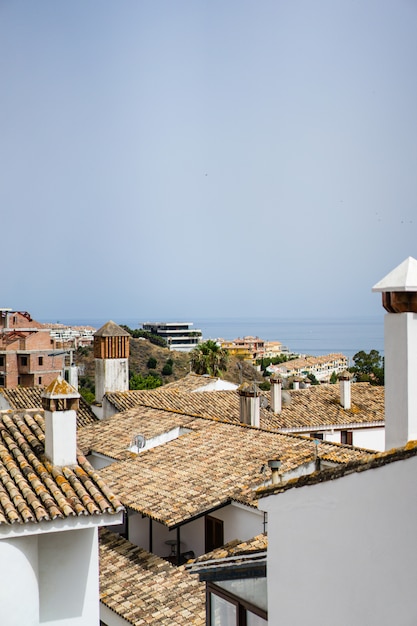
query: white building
142 321 202 351
0 376 123 626
259 256 417 626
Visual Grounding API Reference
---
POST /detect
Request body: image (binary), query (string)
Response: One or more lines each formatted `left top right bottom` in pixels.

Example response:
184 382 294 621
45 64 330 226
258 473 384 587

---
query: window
205 515 224 553
0 376 4 387
341 430 353 445
0 356 4 367
208 584 267 626
38 356 43 366
21 356 28 366
310 432 323 440
38 377 42 385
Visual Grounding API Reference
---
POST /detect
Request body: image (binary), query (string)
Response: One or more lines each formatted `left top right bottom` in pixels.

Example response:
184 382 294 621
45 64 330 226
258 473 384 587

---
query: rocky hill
76 338 263 388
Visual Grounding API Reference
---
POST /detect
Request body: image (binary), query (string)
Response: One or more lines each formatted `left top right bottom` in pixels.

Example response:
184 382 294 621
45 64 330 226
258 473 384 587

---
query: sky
1 0 417 322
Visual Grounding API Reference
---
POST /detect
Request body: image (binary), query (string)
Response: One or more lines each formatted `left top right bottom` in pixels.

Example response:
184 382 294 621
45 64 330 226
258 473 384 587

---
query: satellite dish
132 434 146 449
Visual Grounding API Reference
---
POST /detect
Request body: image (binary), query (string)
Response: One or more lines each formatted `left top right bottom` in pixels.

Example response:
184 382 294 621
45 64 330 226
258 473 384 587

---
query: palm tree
190 340 229 377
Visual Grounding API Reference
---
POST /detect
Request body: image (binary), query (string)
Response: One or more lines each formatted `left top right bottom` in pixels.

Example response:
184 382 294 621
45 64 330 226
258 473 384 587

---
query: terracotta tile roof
0 409 123 526
278 382 385 430
103 382 384 431
0 386 98 427
82 409 369 528
194 533 268 563
162 373 231 392
99 529 205 625
258 439 417 498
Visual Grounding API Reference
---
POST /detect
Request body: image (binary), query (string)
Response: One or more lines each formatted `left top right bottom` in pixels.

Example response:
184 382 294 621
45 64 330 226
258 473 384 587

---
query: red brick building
0 309 64 388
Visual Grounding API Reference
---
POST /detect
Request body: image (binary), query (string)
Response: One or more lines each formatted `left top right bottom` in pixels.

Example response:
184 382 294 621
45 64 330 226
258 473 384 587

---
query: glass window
210 593 237 626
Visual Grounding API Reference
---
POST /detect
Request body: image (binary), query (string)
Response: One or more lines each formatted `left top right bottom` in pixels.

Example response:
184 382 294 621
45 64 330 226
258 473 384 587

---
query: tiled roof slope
82 409 370 528
194 533 268 563
162 372 230 392
99 529 205 626
0 386 98 427
0 410 123 526
104 382 384 431
278 382 384 430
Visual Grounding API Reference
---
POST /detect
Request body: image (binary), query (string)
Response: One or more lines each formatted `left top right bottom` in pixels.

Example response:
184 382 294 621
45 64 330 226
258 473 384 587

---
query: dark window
38 356 43 366
38 377 42 385
0 376 4 387
205 515 224 553
21 356 28 366
341 430 353 445
310 432 323 440
208 584 267 626
0 356 4 367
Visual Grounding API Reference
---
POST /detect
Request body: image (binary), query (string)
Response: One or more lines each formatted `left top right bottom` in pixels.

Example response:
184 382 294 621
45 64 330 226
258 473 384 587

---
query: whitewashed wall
352 427 385 451
95 358 129 404
0 536 39 626
261 454 417 626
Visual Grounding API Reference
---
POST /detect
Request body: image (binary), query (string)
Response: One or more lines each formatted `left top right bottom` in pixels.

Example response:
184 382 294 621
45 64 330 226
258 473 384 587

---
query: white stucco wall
126 503 263 559
352 427 385 451
0 536 39 626
95 358 129 403
0 526 100 626
39 527 99 625
261 454 417 626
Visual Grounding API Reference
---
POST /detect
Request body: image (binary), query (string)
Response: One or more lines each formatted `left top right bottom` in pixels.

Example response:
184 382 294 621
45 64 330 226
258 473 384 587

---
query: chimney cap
372 256 417 293
338 370 353 380
268 459 281 470
41 375 80 400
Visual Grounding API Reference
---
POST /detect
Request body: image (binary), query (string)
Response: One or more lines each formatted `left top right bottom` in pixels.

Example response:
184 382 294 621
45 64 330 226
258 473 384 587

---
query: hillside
76 338 263 388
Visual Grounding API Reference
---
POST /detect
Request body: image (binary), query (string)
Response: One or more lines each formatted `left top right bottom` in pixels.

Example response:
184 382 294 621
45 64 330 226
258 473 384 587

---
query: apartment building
0 309 64 388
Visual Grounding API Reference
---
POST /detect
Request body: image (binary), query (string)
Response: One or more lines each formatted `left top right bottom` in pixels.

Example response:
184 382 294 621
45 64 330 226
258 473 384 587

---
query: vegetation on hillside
190 340 229 377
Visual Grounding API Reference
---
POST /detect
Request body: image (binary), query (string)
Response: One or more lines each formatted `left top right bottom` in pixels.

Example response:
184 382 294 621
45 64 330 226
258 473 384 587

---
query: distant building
0 308 64 388
45 323 96 348
220 336 287 363
268 352 348 382
142 322 202 352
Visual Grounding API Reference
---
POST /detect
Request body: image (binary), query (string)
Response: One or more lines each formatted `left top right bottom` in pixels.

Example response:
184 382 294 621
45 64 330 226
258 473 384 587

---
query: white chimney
292 376 303 390
270 375 283 414
338 371 352 409
238 383 260 427
42 376 80 466
373 256 417 450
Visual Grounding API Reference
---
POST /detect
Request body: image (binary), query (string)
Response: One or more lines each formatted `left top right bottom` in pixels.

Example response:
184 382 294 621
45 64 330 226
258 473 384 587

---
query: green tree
349 350 384 385
129 373 162 390
147 357 157 369
330 371 338 384
190 340 229 376
162 363 173 376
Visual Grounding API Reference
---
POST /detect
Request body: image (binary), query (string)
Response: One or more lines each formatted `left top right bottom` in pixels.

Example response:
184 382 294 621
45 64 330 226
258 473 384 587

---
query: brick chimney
373 256 417 450
238 382 260 427
338 370 352 410
94 320 130 404
270 375 283 414
42 376 80 466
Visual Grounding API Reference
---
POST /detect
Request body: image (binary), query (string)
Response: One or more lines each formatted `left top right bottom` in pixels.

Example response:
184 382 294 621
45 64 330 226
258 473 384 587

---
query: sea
42 316 385 363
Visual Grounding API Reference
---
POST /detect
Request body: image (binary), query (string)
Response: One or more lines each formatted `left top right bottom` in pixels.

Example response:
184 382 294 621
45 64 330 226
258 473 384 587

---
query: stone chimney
94 320 130 404
373 256 417 450
238 382 260 427
338 370 352 410
42 376 80 466
270 375 283 414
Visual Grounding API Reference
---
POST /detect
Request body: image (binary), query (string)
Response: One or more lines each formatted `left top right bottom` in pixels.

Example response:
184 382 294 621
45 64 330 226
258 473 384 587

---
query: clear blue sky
1 1 416 321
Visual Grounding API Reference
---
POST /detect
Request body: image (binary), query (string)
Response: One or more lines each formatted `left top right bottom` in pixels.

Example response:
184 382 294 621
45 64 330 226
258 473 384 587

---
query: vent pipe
238 382 260 427
268 459 281 485
338 370 352 409
270 375 283 414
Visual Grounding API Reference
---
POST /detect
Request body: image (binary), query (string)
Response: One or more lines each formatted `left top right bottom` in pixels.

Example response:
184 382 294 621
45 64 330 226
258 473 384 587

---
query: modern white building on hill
142 321 202 351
